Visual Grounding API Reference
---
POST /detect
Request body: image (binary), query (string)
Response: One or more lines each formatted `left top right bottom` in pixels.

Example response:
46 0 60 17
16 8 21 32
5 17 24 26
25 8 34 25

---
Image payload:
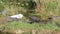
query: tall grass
45 1 57 12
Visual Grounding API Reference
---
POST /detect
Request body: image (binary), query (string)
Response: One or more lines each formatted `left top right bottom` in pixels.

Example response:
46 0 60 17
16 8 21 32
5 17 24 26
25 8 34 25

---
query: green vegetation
0 0 60 34
45 1 57 12
0 21 60 34
0 21 59 31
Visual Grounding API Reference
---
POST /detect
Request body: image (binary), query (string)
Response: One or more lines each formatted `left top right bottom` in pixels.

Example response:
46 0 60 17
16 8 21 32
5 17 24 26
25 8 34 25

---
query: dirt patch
0 28 60 34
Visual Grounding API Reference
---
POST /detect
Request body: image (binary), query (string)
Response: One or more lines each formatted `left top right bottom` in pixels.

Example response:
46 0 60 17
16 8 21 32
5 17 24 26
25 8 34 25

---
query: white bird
10 14 24 19
6 14 24 22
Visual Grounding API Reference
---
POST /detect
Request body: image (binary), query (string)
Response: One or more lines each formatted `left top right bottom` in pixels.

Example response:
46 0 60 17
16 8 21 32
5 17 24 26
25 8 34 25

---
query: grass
0 21 59 32
0 0 60 34
45 0 57 12
0 21 60 34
